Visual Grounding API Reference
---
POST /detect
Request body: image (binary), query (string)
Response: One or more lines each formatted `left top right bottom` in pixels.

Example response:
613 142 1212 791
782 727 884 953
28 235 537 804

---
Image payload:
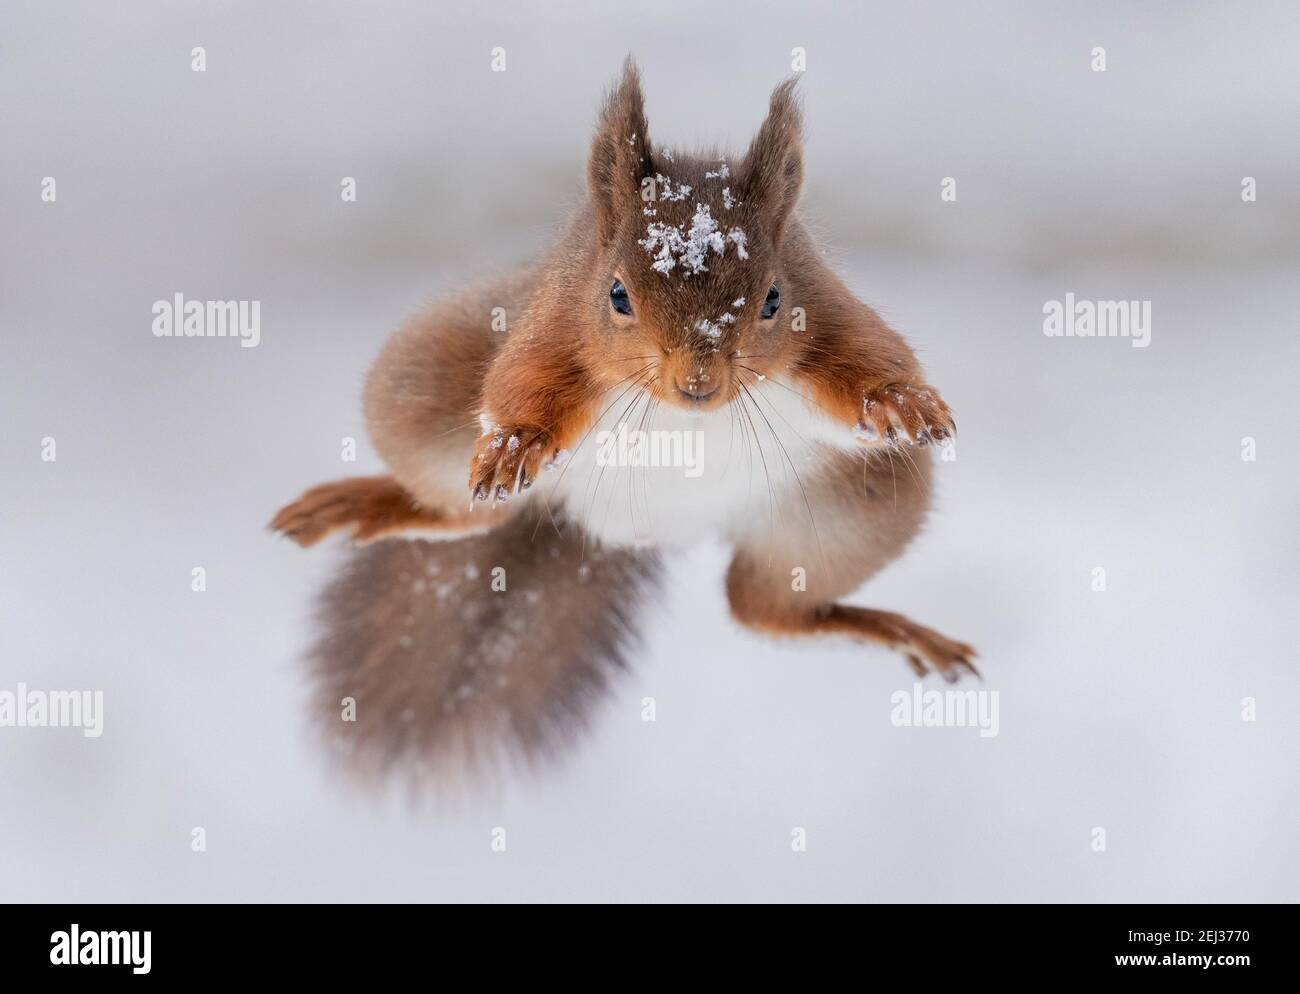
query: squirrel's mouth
674 381 720 403
668 376 728 410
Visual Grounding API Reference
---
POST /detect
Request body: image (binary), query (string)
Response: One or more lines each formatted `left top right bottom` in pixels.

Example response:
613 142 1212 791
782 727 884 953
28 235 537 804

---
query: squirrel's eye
761 284 780 319
610 279 633 316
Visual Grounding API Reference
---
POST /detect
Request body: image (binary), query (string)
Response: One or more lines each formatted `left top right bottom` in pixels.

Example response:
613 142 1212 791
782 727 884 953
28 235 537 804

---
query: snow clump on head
641 201 749 277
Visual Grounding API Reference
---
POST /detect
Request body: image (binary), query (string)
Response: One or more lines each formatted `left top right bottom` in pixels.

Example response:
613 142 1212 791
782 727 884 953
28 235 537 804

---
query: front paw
853 382 954 447
469 425 558 502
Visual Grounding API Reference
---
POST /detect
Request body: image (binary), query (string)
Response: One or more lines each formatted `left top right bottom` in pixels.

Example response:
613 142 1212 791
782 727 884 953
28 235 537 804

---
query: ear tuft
740 78 804 237
588 57 653 246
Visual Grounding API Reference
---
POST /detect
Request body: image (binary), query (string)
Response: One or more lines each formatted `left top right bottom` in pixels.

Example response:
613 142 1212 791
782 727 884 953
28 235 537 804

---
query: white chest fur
537 379 857 547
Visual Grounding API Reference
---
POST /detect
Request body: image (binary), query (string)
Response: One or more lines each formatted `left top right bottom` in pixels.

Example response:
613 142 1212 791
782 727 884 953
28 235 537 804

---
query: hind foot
818 605 978 682
732 598 979 683
270 475 509 547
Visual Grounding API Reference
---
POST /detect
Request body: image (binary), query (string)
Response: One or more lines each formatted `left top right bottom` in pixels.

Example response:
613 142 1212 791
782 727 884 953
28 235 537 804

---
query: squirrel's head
586 58 804 412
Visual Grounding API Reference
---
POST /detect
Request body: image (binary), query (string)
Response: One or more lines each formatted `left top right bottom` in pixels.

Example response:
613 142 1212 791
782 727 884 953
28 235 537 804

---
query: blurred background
1 0 1297 901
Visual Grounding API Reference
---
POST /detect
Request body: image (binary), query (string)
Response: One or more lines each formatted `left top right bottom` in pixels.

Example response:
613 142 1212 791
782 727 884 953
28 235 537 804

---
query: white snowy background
2 0 1297 901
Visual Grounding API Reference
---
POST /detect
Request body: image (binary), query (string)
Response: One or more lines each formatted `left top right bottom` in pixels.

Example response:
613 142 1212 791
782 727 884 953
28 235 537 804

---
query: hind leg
270 475 511 547
273 273 540 548
725 448 977 681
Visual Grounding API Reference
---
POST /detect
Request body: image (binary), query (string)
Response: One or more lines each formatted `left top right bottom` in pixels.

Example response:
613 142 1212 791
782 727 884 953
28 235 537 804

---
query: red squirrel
272 60 976 776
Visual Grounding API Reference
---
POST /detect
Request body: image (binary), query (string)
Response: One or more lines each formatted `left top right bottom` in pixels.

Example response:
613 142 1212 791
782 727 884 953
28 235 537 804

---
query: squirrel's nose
675 377 720 402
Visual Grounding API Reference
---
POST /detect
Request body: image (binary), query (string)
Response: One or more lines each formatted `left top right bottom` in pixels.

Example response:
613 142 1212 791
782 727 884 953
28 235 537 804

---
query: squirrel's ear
740 79 804 237
588 57 653 246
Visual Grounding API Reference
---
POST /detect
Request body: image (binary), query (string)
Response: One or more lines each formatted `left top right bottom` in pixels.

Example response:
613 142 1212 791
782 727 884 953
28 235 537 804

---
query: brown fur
271 475 511 546
271 59 976 781
722 452 975 678
467 62 953 495
308 507 660 780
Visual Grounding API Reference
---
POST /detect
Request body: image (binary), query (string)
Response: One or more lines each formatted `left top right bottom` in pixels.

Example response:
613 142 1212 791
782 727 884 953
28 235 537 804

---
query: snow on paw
470 426 555 502
855 382 954 448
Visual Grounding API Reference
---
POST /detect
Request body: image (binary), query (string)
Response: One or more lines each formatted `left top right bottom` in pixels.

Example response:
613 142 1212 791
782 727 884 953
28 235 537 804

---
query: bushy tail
306 507 661 783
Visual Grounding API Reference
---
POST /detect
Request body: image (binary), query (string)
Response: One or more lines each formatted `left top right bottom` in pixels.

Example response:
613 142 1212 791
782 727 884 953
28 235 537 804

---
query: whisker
533 364 655 542
737 377 827 573
734 365 816 409
891 438 930 495
431 417 483 441
632 386 660 537
601 386 652 539
547 364 655 497
736 388 776 548
581 373 654 559
735 368 815 450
